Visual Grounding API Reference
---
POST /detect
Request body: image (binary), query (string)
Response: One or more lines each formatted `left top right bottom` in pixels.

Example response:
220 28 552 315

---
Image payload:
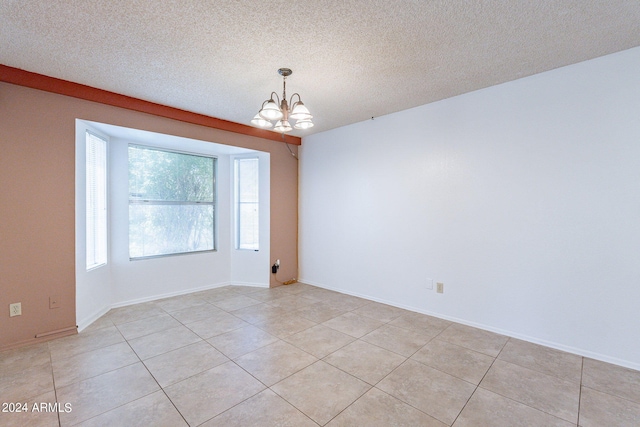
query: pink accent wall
0 82 298 349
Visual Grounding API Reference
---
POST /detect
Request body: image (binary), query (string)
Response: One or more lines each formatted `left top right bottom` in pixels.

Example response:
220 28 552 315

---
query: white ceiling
2 1 640 137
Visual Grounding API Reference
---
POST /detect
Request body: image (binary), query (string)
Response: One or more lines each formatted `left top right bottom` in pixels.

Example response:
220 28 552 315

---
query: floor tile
105 302 165 325
201 389 317 427
76 390 188 427
155 294 209 312
0 390 59 427
480 359 579 423
377 359 476 425
211 294 261 311
81 315 115 333
293 301 349 323
411 339 494 384
352 301 408 323
244 286 291 302
164 361 265 426
6 283 639 427
267 294 317 310
56 362 160 426
284 324 355 358
127 325 201 360
193 287 240 303
327 387 447 427
388 311 451 336
498 338 582 383
302 288 344 302
324 340 406 385
115 314 181 340
453 388 574 427
361 323 434 357
207 325 280 359
167 303 224 324
0 343 51 370
228 285 264 295
582 358 640 403
0 362 54 402
322 294 371 312
322 312 384 338
234 340 317 386
52 341 138 388
143 341 228 387
579 386 640 427
230 303 290 324
278 283 316 295
254 313 317 338
185 311 250 339
272 361 370 425
437 323 508 357
48 326 124 361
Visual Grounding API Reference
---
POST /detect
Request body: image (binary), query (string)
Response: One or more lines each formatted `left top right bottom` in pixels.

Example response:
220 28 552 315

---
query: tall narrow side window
86 131 108 270
234 158 259 250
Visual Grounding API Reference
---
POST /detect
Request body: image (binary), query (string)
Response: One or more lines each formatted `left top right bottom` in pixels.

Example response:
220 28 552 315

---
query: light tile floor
1 283 639 426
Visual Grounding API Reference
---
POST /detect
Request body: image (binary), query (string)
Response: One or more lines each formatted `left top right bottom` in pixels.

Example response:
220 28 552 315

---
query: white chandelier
251 68 313 132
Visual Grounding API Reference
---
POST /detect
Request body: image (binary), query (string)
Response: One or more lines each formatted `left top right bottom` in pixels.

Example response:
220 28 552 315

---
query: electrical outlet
49 296 60 309
10 303 22 317
436 282 444 294
426 278 433 290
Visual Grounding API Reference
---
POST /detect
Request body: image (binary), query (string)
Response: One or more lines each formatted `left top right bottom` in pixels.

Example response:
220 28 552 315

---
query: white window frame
234 157 260 251
128 144 217 260
85 130 108 270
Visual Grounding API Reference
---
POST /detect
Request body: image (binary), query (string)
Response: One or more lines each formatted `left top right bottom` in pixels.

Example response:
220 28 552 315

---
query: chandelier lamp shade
251 68 313 132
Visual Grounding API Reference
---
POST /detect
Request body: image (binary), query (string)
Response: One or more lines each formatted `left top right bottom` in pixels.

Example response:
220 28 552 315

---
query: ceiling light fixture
251 68 313 132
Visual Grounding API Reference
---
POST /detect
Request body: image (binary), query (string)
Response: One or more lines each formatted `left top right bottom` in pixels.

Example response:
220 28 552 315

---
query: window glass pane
129 204 214 258
235 158 259 250
129 145 216 259
86 131 107 270
129 146 214 202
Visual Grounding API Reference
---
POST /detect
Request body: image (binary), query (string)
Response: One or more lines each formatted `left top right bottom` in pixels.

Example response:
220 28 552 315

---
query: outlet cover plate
436 282 444 294
10 303 22 317
49 296 60 309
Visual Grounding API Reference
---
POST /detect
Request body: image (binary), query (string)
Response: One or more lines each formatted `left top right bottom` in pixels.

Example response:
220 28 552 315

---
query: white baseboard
77 305 111 332
230 282 269 288
298 278 640 371
78 281 267 332
111 281 232 309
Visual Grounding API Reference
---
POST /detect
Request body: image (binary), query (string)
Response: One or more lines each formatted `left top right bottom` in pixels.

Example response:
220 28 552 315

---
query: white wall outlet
436 282 444 294
426 278 433 290
9 302 22 317
276 259 280 267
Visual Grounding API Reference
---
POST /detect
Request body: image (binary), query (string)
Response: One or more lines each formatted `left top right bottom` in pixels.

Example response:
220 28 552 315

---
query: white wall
299 46 640 369
76 123 270 329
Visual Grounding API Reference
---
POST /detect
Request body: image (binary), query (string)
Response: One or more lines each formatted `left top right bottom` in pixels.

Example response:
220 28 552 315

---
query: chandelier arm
289 93 302 108
269 91 281 105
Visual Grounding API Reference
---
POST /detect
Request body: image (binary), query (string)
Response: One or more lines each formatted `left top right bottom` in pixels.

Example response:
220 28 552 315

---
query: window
86 131 108 270
128 145 216 259
234 157 259 250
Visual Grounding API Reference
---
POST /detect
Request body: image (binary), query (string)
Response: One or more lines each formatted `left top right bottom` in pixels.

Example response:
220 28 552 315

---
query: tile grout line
47 342 63 427
577 356 584 427
449 336 508 426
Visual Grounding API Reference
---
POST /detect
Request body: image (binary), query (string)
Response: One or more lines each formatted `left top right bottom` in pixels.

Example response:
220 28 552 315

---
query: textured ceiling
2 1 640 137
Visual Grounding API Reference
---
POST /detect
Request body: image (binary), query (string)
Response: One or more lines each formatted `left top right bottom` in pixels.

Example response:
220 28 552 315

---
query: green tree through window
128 145 216 259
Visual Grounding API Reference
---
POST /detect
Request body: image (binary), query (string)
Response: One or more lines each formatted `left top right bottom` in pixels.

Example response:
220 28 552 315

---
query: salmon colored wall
0 82 298 349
